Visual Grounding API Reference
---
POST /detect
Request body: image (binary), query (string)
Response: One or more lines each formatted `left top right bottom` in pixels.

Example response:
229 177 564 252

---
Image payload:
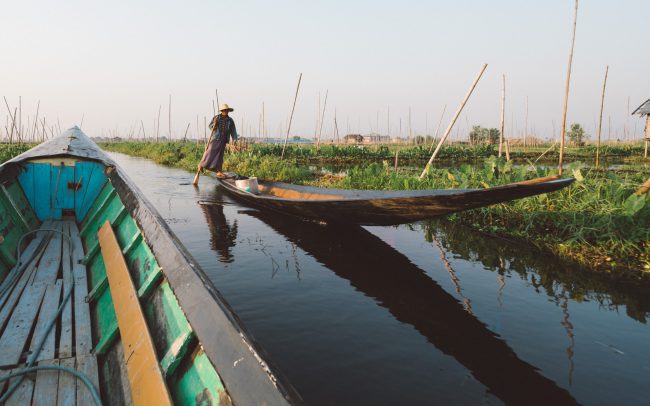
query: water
108 152 650 405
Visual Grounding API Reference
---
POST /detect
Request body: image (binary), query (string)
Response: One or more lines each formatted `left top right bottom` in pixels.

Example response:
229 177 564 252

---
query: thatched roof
632 99 650 116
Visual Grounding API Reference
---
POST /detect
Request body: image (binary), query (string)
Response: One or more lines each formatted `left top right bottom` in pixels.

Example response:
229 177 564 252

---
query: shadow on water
200 194 579 405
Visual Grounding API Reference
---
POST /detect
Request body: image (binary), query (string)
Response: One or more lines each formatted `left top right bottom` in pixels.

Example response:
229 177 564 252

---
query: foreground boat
0 128 299 405
217 174 575 226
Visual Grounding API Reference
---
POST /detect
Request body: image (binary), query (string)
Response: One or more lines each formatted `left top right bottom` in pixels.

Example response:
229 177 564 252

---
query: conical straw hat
219 103 234 112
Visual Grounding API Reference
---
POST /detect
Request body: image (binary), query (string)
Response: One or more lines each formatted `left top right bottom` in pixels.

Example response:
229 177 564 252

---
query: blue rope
0 365 102 406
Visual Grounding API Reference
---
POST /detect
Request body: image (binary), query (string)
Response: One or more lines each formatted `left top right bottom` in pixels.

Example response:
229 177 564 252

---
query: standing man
198 103 238 178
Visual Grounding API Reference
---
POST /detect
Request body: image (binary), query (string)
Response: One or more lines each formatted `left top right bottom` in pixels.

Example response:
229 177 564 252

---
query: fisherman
197 103 238 179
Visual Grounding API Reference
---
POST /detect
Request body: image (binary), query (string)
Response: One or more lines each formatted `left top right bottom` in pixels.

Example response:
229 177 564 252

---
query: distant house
363 133 391 144
632 99 650 158
344 134 364 144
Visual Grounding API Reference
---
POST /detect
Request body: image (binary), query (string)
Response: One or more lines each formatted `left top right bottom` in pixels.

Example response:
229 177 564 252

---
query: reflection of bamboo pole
559 0 579 176
596 65 609 168
420 63 488 179
560 288 575 385
432 234 473 315
281 73 303 159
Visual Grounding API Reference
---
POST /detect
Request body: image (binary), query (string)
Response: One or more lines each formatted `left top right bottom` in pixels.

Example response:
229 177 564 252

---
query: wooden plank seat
0 220 99 405
97 220 172 406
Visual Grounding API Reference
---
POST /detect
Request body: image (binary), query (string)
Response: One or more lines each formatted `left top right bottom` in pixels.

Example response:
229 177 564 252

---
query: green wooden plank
33 359 59 406
80 186 116 237
29 280 62 362
168 348 229 406
161 329 195 378
5 181 39 230
0 283 46 366
86 274 108 304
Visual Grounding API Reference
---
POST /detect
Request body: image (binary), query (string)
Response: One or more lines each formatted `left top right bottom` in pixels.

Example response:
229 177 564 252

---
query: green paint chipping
168 349 229 406
0 179 37 280
80 178 229 403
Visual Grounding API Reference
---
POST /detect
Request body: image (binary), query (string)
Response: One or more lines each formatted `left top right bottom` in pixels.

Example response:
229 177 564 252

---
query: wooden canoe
217 174 575 226
0 128 299 405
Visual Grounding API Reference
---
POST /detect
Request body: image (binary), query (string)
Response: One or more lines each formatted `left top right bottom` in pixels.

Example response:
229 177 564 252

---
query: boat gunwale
218 177 576 203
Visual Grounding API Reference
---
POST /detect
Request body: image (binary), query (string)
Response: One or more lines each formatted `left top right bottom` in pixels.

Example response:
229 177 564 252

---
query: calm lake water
109 152 650 406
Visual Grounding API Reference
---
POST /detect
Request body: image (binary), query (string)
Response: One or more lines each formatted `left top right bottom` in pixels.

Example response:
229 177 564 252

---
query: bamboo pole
420 63 488 179
429 104 447 152
635 176 650 196
281 73 303 159
408 107 412 145
524 96 529 149
645 115 649 159
32 101 40 141
192 89 220 185
334 109 340 143
317 89 328 148
558 0 579 176
596 65 609 168
156 105 161 142
499 74 506 157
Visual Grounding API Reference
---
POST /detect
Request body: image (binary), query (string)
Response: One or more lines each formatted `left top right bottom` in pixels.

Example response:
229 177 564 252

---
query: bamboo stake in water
281 73 303 159
596 65 609 168
499 75 506 157
420 63 488 179
558 0 579 176
317 89 328 148
156 105 161 142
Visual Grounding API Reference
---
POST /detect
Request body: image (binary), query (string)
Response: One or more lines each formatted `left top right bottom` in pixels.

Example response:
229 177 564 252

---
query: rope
0 365 102 406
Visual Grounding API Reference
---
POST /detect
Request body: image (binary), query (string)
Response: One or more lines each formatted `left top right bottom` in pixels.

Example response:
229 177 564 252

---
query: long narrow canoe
0 128 299 405
217 173 574 226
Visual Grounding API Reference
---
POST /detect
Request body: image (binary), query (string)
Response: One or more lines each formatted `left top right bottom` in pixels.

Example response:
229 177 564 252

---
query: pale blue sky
1 0 648 140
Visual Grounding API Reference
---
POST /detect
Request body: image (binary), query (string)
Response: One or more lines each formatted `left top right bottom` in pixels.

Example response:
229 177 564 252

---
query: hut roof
632 99 650 115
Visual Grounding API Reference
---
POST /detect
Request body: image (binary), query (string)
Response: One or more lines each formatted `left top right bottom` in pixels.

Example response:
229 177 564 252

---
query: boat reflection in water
199 197 578 405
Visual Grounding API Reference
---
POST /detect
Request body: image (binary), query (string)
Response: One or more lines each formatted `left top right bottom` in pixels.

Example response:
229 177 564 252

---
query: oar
193 89 220 185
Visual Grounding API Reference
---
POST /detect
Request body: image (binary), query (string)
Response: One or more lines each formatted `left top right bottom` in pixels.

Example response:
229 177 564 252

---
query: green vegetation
568 123 588 146
0 144 32 164
100 141 650 280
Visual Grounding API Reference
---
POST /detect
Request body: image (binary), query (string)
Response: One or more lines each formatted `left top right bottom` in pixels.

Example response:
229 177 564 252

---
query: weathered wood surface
33 359 59 406
59 222 73 358
5 366 35 406
69 222 93 356
29 280 62 362
0 283 46 366
56 357 76 406
76 354 99 406
31 223 62 286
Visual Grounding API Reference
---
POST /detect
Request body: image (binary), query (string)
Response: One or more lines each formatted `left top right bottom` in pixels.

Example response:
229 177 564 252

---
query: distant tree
414 135 426 145
292 136 301 140
487 128 500 144
567 123 588 146
470 126 501 145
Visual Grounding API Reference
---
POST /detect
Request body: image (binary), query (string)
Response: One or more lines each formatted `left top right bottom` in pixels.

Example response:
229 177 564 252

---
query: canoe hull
218 177 575 226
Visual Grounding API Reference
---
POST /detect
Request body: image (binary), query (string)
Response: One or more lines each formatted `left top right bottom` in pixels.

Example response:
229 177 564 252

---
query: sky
1 0 648 141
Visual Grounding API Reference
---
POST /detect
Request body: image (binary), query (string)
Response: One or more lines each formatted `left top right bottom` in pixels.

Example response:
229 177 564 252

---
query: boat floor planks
0 220 99 405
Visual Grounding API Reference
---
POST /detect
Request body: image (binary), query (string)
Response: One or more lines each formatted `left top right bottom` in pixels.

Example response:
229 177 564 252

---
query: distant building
632 99 650 158
344 134 364 144
363 133 391 144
